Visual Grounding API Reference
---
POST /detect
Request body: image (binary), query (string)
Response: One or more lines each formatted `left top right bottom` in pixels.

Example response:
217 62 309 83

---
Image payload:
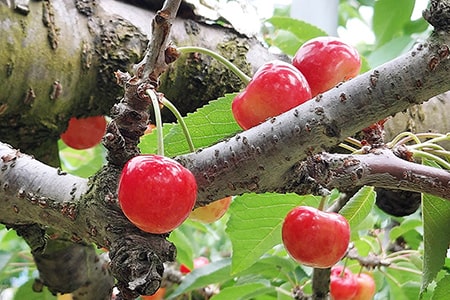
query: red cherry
180 256 210 274
60 116 107 150
281 206 350 268
232 60 312 130
353 273 376 300
189 196 232 223
118 155 197 234
330 266 358 300
292 36 361 97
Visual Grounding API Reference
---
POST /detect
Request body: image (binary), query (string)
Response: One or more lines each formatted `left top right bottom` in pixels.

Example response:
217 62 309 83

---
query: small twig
140 0 182 83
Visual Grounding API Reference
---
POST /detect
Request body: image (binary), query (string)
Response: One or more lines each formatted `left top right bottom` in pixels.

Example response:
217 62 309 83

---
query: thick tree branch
301 150 450 199
178 32 450 205
1 1 450 299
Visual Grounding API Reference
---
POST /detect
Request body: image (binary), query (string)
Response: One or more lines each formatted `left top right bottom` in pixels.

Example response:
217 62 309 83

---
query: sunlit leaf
168 259 232 299
13 279 55 300
168 229 194 270
422 159 450 291
210 282 273 300
339 186 376 229
226 193 320 274
139 124 175 155
367 35 415 67
432 275 450 300
264 17 328 56
58 141 106 178
422 193 450 290
389 218 422 241
373 0 415 46
0 251 13 273
141 94 241 157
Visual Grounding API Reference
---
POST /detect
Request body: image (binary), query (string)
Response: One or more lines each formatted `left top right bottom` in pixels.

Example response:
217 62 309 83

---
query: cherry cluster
231 36 361 130
330 265 376 300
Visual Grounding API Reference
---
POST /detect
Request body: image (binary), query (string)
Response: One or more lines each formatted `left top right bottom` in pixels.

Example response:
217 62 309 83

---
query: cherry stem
317 195 327 211
177 46 252 85
161 97 196 153
412 149 450 169
147 89 164 156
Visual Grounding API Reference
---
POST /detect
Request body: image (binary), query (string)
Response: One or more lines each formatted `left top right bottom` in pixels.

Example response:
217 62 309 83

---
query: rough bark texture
1 0 450 299
178 35 450 205
0 0 276 160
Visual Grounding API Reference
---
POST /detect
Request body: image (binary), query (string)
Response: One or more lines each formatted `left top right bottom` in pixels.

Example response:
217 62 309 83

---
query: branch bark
1 0 450 299
179 32 450 205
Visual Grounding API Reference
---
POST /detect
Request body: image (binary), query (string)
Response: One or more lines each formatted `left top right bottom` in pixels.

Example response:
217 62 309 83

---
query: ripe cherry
180 256 210 274
118 155 197 234
330 266 358 300
232 60 312 130
281 206 350 268
353 273 376 300
189 196 232 223
292 36 361 97
60 116 107 150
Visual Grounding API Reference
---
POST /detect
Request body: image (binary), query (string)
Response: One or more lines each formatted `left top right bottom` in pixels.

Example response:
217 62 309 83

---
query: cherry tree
1 0 450 299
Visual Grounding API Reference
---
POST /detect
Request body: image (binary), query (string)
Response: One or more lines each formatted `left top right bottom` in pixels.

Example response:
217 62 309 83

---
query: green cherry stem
177 46 252 85
318 195 327 211
411 149 450 170
162 97 196 153
147 89 164 156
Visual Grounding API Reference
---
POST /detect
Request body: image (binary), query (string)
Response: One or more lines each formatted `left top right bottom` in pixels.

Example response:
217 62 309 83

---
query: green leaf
359 55 372 74
264 17 328 56
367 35 415 67
389 218 422 242
226 193 320 274
210 282 273 300
13 279 56 300
422 193 450 290
168 259 233 299
269 30 303 57
404 18 430 35
0 251 13 272
237 255 299 282
372 0 415 46
168 229 194 270
421 159 450 291
145 94 242 157
339 186 376 229
139 124 175 155
432 275 450 300
58 141 106 178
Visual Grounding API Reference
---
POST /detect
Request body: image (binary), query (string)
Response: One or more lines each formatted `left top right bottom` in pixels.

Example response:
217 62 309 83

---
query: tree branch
178 32 450 205
301 149 450 199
